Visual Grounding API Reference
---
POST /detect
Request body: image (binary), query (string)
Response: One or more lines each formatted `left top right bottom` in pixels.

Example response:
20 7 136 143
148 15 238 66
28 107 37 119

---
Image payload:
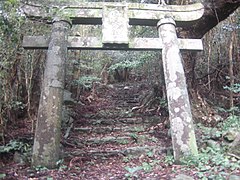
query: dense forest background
0 0 240 179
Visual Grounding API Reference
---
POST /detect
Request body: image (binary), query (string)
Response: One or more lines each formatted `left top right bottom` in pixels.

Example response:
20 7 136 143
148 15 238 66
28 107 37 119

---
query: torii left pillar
31 17 71 168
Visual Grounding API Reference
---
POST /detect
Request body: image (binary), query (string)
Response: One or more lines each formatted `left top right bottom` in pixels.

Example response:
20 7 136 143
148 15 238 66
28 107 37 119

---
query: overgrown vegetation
0 0 26 127
148 113 238 179
0 0 239 179
0 0 50 132
161 110 240 178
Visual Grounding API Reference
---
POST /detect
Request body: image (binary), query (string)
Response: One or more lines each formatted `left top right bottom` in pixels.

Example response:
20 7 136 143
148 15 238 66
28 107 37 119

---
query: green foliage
108 59 142 72
34 166 49 172
141 162 152 172
141 160 159 172
181 116 240 179
0 0 25 43
122 155 132 163
124 159 160 179
180 147 240 179
137 52 157 64
219 114 240 131
224 83 240 93
124 166 142 179
0 0 27 124
164 155 174 165
0 0 51 126
74 75 101 89
129 133 138 142
133 126 144 133
117 139 129 145
0 140 30 153
9 100 25 111
0 174 6 179
130 26 158 38
146 150 154 158
198 112 240 140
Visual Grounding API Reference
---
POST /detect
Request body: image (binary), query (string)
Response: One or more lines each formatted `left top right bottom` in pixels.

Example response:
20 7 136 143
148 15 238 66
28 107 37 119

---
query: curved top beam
21 2 204 26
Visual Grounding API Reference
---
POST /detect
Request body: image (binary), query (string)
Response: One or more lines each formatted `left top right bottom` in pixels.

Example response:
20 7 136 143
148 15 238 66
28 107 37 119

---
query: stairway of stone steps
111 83 140 108
65 82 170 159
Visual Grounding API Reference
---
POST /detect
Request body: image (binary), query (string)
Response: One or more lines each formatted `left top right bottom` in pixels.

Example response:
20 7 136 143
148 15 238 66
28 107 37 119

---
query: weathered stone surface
21 2 204 26
23 36 203 51
223 129 239 142
229 132 240 157
206 140 220 150
63 90 76 105
31 19 71 169
158 17 198 161
70 145 159 157
102 4 129 45
74 125 145 134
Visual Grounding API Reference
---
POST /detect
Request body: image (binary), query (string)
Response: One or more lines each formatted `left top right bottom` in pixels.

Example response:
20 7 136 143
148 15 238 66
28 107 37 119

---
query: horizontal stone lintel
21 2 204 26
22 36 203 51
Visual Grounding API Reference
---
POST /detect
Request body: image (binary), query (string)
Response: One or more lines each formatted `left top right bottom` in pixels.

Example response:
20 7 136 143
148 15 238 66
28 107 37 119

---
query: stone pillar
157 17 198 161
32 17 71 168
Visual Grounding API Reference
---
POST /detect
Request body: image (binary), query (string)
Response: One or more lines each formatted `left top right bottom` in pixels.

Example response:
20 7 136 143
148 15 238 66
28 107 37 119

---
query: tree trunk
31 19 71 168
179 0 240 38
178 1 239 92
229 24 234 108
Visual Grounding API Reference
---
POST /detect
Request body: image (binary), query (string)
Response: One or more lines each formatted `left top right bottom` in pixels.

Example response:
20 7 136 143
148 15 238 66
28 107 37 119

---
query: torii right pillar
157 17 198 162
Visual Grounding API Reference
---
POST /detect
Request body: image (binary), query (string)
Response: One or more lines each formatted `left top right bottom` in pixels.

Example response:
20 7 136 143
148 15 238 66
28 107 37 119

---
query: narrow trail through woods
62 81 176 179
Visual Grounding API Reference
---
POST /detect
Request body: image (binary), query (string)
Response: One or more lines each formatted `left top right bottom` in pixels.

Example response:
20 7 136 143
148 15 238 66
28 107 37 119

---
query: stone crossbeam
22 2 204 26
22 36 203 51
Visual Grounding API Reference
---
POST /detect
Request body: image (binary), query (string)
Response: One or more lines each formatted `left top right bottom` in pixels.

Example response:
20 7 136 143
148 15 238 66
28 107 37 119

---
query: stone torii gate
22 1 204 168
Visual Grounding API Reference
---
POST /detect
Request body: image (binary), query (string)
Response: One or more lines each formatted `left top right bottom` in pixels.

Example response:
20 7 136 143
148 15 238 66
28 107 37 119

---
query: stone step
112 93 139 98
80 108 136 119
75 116 161 126
67 145 167 158
71 133 159 147
114 100 140 108
74 124 147 134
